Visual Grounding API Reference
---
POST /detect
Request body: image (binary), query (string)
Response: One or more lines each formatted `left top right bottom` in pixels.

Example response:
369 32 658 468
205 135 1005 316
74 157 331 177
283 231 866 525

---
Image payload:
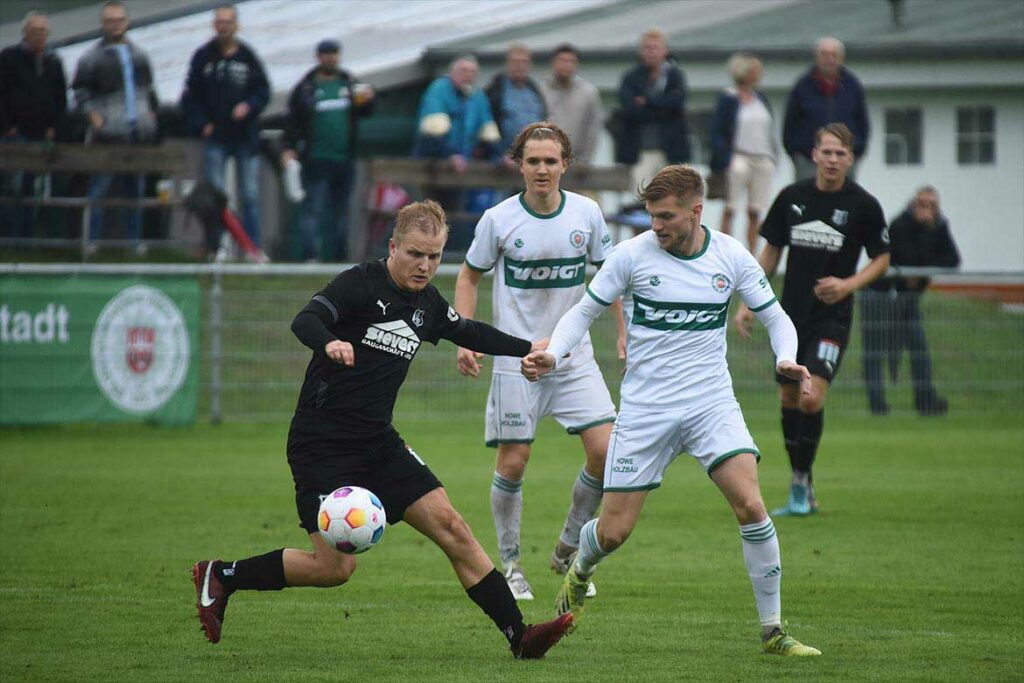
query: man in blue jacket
614 30 690 192
181 4 270 251
783 37 869 181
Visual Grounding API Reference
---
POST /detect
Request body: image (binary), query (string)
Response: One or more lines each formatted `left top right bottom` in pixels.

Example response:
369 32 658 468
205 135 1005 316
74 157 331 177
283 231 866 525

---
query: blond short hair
393 200 449 243
640 28 666 44
727 52 761 85
638 165 704 205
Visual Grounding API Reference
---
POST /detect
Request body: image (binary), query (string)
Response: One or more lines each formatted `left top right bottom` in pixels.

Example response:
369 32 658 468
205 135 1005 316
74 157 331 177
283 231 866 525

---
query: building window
957 106 995 164
885 108 922 165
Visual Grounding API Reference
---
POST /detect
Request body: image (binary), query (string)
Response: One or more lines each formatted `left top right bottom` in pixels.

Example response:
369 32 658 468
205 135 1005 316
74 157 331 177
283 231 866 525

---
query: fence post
209 266 223 425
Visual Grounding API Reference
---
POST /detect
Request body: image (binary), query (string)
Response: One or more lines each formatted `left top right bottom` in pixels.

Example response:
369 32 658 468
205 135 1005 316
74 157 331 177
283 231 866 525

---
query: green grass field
2 412 1022 681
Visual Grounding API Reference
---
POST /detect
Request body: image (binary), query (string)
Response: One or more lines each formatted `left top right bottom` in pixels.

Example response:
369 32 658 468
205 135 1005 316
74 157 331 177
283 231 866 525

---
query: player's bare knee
734 497 768 526
800 393 824 413
597 524 631 551
437 508 475 549
315 550 355 587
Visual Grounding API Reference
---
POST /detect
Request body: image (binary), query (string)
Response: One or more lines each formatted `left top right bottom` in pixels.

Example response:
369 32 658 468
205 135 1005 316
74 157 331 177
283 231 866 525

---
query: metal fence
3 263 1022 423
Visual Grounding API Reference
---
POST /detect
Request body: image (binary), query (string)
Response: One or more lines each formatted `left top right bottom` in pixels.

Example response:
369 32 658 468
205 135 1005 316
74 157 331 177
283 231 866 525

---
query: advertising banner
0 276 200 425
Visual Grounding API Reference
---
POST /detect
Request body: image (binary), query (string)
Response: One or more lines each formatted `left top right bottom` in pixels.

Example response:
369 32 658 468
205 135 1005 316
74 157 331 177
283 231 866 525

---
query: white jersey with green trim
466 190 612 374
586 227 777 407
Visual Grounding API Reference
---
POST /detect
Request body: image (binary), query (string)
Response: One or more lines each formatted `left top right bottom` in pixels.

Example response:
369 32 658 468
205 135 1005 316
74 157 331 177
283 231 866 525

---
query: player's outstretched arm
454 263 486 377
445 317 532 358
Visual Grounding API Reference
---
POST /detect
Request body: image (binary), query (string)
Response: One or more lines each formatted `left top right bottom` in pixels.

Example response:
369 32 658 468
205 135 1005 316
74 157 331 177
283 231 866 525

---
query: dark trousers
860 289 941 411
298 158 354 261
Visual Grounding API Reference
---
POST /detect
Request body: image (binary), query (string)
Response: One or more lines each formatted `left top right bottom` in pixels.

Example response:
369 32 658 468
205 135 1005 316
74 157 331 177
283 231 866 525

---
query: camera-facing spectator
412 54 501 171
181 3 270 252
538 44 603 165
282 39 374 262
783 36 869 181
72 1 159 255
614 29 690 192
710 52 778 253
861 186 960 416
0 11 67 237
485 43 547 163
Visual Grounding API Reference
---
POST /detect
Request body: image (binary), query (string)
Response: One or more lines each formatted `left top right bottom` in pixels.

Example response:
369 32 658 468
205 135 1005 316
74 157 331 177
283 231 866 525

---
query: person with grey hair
783 36 869 181
710 52 777 252
72 0 159 255
0 11 67 237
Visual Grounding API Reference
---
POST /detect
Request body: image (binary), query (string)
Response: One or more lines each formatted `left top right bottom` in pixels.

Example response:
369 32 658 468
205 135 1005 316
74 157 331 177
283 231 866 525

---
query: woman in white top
710 53 778 252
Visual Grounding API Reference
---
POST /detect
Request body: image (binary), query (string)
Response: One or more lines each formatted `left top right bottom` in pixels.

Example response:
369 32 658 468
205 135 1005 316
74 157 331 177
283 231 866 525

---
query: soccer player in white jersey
522 165 822 655
455 122 621 601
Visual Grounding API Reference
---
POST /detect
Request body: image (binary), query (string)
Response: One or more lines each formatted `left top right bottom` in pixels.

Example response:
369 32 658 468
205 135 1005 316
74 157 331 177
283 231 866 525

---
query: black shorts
776 318 849 385
286 424 442 534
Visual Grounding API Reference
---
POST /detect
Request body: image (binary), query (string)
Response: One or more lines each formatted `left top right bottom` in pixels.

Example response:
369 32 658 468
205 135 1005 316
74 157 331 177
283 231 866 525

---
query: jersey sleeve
464 210 499 272
760 190 790 247
585 241 630 306
310 267 364 324
589 202 613 265
861 194 891 259
424 289 463 344
734 244 778 312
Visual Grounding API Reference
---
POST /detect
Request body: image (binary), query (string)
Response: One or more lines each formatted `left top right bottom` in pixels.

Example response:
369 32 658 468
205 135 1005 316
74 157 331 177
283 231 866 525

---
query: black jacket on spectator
180 39 270 146
283 66 373 161
871 207 960 293
0 43 66 139
614 60 689 165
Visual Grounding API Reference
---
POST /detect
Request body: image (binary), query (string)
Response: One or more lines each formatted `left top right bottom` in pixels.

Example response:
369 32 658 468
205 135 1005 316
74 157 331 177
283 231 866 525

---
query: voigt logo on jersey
362 319 421 360
631 294 729 331
504 255 586 289
791 220 845 252
91 285 190 414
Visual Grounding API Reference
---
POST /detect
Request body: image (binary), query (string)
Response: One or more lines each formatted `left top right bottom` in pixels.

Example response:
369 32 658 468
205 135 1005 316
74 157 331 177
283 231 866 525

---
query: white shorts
726 153 776 213
604 399 759 492
484 363 616 447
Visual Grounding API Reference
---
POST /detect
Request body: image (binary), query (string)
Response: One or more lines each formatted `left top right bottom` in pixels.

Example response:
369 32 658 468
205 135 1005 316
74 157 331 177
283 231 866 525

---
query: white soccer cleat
503 561 534 601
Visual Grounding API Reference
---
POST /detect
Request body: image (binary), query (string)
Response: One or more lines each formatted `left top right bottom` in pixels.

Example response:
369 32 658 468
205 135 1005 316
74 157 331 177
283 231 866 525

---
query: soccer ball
317 486 387 554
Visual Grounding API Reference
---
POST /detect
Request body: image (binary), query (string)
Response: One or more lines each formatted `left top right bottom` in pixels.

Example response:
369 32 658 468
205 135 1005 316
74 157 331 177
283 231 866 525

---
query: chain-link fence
3 263 1022 423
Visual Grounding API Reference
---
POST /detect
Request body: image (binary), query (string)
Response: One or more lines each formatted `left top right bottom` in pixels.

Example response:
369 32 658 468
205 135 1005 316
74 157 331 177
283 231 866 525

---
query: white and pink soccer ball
317 486 387 554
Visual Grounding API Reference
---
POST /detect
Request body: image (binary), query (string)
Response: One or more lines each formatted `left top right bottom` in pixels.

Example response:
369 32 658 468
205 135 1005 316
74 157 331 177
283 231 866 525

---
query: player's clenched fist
521 350 555 382
325 340 355 366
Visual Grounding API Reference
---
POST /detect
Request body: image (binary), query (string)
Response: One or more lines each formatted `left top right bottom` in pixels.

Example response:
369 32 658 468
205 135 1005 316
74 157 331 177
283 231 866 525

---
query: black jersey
761 178 889 328
290 260 530 437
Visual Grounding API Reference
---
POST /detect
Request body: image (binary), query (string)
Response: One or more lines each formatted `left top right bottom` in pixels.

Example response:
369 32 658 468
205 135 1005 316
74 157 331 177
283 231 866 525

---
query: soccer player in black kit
192 201 574 657
735 123 890 516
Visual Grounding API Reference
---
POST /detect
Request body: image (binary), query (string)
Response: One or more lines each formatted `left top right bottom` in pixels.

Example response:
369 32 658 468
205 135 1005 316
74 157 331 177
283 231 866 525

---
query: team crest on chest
569 230 586 251
412 309 424 327
514 238 524 248
711 273 732 293
649 276 661 287
832 209 848 226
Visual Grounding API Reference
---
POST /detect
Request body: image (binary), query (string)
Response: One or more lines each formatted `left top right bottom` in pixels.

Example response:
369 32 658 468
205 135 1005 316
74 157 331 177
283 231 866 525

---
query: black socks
796 410 824 479
217 549 287 593
466 568 526 648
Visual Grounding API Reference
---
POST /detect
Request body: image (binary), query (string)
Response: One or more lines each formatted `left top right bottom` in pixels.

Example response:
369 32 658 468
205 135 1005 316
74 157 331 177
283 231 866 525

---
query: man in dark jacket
181 4 270 251
614 30 690 192
281 39 374 261
72 1 159 254
783 37 869 181
485 44 547 160
0 11 66 237
861 186 959 416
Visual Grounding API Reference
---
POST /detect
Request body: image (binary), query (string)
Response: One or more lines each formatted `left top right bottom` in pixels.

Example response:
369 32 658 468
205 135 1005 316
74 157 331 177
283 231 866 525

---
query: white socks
573 518 610 577
739 517 782 627
491 472 522 566
559 469 603 548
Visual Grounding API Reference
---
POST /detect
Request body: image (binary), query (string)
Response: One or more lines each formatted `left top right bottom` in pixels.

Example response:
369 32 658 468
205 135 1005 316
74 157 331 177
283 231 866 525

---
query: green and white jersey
586 227 777 408
466 190 612 375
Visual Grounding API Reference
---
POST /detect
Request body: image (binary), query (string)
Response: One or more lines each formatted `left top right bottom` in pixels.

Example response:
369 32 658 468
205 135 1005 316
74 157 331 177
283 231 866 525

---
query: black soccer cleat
513 613 574 659
192 559 230 644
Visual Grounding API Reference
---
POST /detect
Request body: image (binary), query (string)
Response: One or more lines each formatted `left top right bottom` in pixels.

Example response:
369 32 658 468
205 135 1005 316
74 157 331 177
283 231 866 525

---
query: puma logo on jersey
376 299 390 315
362 319 420 359
632 295 729 331
504 255 586 289
791 204 805 217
